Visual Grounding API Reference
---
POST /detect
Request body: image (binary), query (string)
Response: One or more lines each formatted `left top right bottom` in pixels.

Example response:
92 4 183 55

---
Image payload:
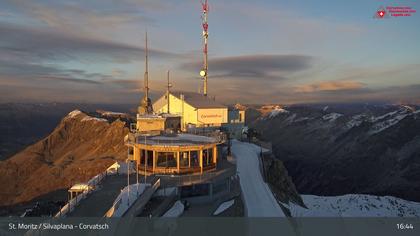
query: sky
0 0 419 105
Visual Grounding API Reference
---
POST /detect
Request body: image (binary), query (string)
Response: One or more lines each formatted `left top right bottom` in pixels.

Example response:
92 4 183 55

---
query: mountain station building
153 92 228 130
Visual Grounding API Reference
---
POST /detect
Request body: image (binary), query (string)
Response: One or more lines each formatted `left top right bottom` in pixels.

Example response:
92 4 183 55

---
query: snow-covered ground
284 194 420 217
67 110 82 118
369 108 410 134
162 200 184 217
81 116 107 122
213 199 235 215
322 113 343 122
231 140 284 217
99 111 127 116
65 109 107 122
106 183 146 217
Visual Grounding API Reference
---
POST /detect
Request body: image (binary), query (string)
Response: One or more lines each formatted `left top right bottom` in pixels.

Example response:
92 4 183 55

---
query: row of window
137 149 215 168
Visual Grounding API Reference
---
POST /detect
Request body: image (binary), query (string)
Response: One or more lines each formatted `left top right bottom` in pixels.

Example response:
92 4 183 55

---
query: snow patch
284 194 420 217
100 111 127 116
323 106 329 112
162 200 184 217
213 199 235 215
66 109 108 123
401 105 415 112
370 114 408 134
371 110 401 122
268 106 289 118
322 113 343 122
346 114 368 129
369 108 410 134
285 113 296 123
81 116 108 122
294 117 310 123
67 110 82 118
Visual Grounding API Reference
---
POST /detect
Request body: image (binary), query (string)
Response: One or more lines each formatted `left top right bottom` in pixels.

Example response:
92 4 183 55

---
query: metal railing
54 169 109 217
158 163 236 187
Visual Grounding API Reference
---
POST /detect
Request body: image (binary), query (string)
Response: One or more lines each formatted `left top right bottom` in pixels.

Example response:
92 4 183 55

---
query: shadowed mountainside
250 104 420 202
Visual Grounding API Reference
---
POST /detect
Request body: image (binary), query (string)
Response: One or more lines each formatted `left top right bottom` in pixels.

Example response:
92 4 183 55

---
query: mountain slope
285 194 420 217
0 103 135 160
0 110 130 206
251 104 420 202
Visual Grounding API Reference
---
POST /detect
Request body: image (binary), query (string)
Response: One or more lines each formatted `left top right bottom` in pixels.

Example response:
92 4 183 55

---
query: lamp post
136 147 139 196
127 152 130 207
144 135 147 184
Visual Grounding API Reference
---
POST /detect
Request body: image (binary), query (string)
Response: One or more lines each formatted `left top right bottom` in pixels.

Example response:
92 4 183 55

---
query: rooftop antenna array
138 30 154 115
144 31 149 102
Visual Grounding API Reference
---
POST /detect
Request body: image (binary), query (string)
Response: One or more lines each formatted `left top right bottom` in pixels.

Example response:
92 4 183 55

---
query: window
190 151 199 167
157 152 177 168
140 150 153 166
180 151 189 167
203 148 214 166
140 149 145 165
146 150 153 167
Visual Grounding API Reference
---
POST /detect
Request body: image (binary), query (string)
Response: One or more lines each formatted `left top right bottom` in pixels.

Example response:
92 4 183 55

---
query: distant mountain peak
67 109 83 119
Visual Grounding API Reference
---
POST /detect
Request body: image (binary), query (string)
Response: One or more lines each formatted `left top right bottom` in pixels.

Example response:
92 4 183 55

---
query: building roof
136 113 180 119
69 183 90 192
171 92 227 109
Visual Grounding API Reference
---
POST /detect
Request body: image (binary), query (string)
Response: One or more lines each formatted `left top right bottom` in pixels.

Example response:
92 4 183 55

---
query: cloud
5 0 164 35
0 23 176 63
294 80 365 93
180 54 313 80
0 58 113 88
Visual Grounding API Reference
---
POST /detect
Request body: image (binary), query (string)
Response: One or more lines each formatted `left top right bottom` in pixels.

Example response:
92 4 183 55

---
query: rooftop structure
126 132 223 175
153 91 228 130
128 35 226 176
135 113 181 133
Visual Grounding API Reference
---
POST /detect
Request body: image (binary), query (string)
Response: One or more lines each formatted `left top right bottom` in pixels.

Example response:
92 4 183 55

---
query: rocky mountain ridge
0 110 130 207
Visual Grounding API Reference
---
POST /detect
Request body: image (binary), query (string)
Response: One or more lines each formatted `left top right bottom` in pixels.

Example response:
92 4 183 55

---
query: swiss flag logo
377 10 386 18
375 7 387 19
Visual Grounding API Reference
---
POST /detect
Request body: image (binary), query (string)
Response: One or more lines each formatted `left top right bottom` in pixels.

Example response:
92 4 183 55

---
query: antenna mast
144 31 149 100
166 70 172 113
138 30 153 115
200 0 209 96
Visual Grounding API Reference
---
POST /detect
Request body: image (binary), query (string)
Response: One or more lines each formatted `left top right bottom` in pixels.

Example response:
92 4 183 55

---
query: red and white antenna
199 0 209 96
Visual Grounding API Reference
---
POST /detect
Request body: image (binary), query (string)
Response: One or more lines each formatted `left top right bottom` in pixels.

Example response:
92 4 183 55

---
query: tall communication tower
144 31 149 101
200 0 209 96
138 31 153 115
